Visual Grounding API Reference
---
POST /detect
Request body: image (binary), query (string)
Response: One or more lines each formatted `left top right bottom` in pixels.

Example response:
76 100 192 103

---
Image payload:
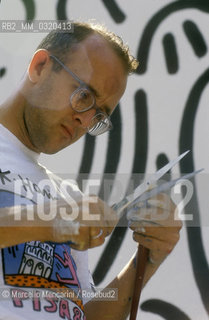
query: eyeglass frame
49 54 113 135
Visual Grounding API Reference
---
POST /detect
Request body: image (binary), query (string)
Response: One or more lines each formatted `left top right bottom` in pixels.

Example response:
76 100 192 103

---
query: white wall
1 0 209 319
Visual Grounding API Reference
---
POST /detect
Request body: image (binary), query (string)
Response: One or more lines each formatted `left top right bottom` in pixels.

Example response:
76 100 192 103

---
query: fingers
130 223 180 241
133 234 174 257
96 197 119 228
132 228 180 251
53 195 116 250
91 227 104 239
129 216 182 232
89 226 112 249
128 192 182 264
132 228 180 265
69 226 112 250
77 195 118 228
89 227 105 248
128 193 182 228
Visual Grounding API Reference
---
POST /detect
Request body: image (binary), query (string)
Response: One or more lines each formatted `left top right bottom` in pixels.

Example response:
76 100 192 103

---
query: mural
0 0 208 319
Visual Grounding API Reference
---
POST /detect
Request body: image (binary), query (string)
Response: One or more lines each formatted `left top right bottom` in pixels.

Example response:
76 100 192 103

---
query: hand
128 193 182 265
49 196 118 250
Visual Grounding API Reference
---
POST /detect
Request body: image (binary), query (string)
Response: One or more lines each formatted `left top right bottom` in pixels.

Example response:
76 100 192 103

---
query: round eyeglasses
50 55 113 136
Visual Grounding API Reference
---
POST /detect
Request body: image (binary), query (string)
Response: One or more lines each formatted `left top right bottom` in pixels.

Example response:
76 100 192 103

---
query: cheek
48 87 71 111
26 76 70 111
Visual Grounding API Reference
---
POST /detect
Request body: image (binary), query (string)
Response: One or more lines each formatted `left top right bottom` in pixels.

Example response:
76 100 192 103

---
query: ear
27 49 51 83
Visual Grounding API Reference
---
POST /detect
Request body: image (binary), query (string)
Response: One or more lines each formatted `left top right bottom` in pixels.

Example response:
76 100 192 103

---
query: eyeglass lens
70 88 112 136
70 88 95 112
88 114 111 136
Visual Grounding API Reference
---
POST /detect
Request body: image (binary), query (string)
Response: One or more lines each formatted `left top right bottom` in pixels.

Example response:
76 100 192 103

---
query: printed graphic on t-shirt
0 169 57 204
0 187 86 319
2 242 81 290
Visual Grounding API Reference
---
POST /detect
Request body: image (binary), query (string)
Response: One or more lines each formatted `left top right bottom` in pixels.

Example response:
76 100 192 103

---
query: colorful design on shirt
10 287 86 319
2 242 85 312
1 189 80 292
2 242 81 291
0 189 86 318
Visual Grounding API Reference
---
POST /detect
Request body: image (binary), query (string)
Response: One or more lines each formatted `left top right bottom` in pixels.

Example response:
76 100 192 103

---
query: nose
73 108 96 129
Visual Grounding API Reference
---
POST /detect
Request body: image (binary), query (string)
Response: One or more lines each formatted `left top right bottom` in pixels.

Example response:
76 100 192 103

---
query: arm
84 193 182 320
84 254 160 320
0 204 50 247
0 196 117 249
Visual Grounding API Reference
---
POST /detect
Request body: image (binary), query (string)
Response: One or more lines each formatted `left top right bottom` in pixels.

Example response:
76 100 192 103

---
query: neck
0 91 39 153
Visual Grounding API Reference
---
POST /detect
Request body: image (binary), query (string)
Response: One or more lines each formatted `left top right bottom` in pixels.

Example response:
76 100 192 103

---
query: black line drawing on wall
1 0 208 318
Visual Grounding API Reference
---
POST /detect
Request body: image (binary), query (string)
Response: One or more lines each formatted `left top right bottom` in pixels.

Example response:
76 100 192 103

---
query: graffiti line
98 105 122 201
136 0 209 74
0 67 6 78
179 68 209 315
20 0 35 21
141 299 191 320
56 0 68 20
101 0 126 23
76 135 96 190
183 20 207 57
162 33 179 74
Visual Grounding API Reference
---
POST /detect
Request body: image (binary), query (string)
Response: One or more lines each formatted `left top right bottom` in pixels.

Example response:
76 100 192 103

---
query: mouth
61 124 74 139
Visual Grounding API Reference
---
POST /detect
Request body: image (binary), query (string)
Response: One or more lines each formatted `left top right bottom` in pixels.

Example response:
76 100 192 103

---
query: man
0 22 181 319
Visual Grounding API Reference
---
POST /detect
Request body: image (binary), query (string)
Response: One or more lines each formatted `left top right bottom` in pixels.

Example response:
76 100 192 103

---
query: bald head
37 21 138 75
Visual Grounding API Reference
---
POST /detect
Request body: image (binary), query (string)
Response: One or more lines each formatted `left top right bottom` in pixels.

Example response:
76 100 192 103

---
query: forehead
69 33 123 65
66 34 127 108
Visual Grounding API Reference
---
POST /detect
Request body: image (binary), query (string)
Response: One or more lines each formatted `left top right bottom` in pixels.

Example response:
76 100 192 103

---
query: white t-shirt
0 124 91 320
